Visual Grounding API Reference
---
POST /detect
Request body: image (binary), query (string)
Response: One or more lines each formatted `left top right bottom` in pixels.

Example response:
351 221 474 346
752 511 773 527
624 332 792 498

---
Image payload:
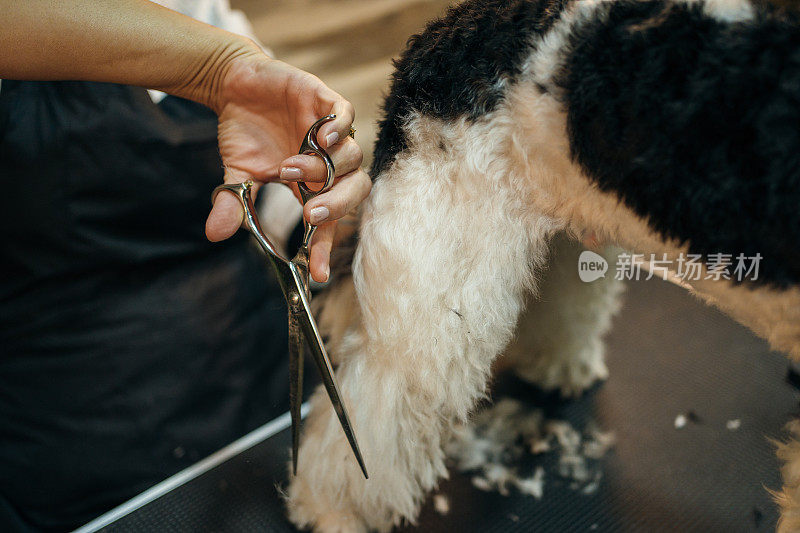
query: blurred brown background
231 0 453 169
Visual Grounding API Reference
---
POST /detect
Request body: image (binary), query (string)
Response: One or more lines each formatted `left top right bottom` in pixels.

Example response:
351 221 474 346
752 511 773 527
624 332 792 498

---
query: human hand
205 46 371 282
0 0 370 284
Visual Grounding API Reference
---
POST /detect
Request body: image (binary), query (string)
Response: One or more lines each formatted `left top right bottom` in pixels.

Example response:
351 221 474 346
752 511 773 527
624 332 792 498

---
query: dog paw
288 499 367 533
286 470 369 533
514 342 608 397
313 511 368 533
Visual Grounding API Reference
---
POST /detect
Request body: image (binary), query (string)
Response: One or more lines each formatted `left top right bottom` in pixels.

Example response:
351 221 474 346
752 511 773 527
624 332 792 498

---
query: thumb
206 168 261 242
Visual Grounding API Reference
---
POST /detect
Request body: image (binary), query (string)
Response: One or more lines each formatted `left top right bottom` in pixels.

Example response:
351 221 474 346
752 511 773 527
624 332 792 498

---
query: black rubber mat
99 278 799 532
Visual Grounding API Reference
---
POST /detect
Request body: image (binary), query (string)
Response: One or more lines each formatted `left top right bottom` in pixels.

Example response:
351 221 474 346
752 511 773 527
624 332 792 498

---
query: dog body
287 1 800 531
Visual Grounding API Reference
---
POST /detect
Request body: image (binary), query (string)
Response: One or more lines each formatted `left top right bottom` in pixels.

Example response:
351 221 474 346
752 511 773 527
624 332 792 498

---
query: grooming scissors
212 115 368 479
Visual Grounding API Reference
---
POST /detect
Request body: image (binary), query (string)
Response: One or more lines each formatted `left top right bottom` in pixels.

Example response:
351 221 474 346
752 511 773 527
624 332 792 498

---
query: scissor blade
288 311 304 476
287 262 369 479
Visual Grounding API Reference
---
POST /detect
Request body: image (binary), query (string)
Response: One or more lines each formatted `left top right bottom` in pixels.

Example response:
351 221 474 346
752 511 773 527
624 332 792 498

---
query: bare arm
0 0 252 110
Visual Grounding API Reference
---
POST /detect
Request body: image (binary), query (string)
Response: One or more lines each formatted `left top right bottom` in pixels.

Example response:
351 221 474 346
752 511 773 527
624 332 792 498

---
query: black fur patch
371 0 570 177
560 1 800 285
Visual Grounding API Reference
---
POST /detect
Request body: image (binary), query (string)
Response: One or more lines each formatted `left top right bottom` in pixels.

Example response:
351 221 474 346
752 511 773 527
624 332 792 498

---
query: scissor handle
212 180 290 264
298 114 336 202
211 116 338 259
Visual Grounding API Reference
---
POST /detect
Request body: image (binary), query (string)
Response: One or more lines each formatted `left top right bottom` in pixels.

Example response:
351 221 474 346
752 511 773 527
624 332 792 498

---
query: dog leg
502 233 624 397
286 116 557 532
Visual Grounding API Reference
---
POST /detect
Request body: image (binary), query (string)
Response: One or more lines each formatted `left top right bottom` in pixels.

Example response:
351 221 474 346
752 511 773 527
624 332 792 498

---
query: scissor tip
357 460 369 480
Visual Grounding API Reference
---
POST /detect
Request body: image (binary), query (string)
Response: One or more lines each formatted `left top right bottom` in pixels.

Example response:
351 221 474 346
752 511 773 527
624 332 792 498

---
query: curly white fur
288 107 561 531
287 1 800 529
504 235 624 397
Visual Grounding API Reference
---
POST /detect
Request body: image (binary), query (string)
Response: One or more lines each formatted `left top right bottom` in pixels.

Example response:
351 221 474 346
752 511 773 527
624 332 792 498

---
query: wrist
166 34 262 113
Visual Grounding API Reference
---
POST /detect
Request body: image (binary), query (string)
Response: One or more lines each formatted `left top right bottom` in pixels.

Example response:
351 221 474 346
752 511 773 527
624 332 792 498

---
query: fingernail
325 132 339 148
323 264 330 282
280 167 303 180
309 206 330 224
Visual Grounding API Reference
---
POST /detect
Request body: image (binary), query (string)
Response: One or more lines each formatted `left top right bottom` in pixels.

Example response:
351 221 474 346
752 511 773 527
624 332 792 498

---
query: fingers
205 167 260 242
302 166 371 281
278 137 363 183
309 221 336 283
317 98 355 149
304 168 371 226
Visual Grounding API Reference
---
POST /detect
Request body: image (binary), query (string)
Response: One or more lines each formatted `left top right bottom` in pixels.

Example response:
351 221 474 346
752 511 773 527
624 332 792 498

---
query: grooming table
79 278 799 532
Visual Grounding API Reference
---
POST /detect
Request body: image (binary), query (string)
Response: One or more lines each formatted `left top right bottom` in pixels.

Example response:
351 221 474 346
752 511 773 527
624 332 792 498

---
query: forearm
0 0 261 110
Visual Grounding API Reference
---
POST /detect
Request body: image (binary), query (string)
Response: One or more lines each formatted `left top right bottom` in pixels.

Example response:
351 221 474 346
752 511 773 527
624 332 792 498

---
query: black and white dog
287 1 800 531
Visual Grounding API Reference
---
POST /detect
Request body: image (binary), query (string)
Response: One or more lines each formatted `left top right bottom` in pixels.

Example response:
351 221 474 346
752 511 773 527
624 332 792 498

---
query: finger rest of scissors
297 115 337 201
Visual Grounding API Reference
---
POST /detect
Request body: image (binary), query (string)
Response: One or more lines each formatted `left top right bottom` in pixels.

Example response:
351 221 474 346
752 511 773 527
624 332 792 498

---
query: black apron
0 81 290 531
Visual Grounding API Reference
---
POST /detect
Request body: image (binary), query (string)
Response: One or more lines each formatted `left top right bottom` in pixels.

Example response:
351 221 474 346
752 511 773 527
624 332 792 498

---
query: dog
286 1 800 531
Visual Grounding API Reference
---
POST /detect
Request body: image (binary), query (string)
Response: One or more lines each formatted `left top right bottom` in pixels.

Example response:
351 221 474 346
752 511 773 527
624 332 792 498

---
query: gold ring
348 127 356 139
